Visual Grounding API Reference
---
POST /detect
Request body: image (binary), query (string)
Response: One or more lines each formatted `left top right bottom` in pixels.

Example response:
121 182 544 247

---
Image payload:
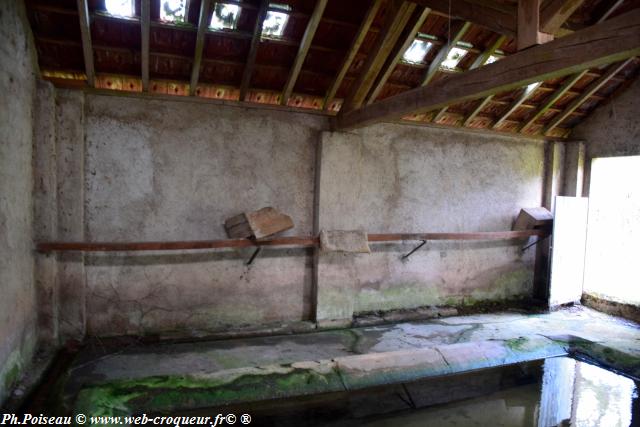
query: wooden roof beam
323 0 383 109
544 58 634 135
333 9 640 130
189 0 212 96
540 0 585 34
421 20 471 86
76 0 95 87
408 0 516 38
240 0 269 101
341 0 417 113
141 0 150 91
280 0 328 105
366 6 431 105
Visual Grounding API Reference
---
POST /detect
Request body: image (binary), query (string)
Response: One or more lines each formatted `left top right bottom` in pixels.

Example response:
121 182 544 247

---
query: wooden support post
341 0 417 112
240 0 269 101
323 0 382 110
544 58 634 135
518 0 553 51
141 0 150 91
189 0 211 96
280 0 328 105
333 9 640 131
366 6 431 105
76 0 95 87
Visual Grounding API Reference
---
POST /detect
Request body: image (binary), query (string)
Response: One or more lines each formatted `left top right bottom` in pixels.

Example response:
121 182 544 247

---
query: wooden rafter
492 83 540 129
409 0 516 38
333 9 640 130
519 0 626 134
323 0 383 110
76 0 95 87
433 34 505 123
280 0 328 105
141 0 150 91
422 21 471 87
341 0 417 112
189 0 211 96
544 58 634 135
240 0 269 101
366 6 431 105
540 0 585 34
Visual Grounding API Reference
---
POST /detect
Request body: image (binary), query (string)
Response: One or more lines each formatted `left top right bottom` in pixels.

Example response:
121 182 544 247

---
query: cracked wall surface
0 0 39 405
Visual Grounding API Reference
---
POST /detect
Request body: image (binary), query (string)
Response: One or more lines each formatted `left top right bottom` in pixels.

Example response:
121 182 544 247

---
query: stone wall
0 0 39 405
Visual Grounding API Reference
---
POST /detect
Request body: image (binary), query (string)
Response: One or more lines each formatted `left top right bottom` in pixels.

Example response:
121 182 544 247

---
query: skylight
105 0 134 17
402 39 433 64
262 4 291 38
525 82 541 95
485 55 501 65
160 0 187 23
441 47 468 70
210 3 241 30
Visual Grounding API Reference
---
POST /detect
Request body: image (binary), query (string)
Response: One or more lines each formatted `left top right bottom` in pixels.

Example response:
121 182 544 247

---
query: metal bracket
246 247 262 265
521 235 549 252
401 240 427 260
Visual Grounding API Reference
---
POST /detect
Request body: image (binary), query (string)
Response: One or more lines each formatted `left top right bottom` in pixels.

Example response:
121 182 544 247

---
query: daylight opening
402 39 433 64
104 0 134 17
262 4 291 38
441 47 468 70
210 3 241 30
160 0 187 23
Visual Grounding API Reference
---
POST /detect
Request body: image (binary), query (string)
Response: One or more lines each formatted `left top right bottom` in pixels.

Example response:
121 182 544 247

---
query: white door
549 196 589 307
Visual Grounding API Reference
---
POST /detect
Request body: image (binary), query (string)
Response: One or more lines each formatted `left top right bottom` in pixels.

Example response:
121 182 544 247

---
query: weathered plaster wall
571 77 640 195
317 125 545 325
0 0 38 404
81 94 326 336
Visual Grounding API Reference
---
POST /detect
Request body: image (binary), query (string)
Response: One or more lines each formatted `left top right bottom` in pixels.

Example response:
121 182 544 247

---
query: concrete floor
60 306 639 416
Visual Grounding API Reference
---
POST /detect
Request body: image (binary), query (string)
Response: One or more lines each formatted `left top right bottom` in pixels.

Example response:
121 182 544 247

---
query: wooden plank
544 58 634 134
189 0 211 96
409 0 516 38
76 0 95 87
240 0 269 101
540 0 585 34
366 6 431 105
433 33 504 122
341 1 417 112
333 10 640 130
36 230 546 252
462 95 494 127
519 71 586 132
141 0 150 91
518 0 553 51
280 0 328 105
323 0 382 109
421 21 471 86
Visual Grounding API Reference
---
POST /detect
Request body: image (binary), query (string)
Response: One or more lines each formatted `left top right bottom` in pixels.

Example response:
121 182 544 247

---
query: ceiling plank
189 0 212 96
240 0 269 101
366 6 431 105
141 0 150 91
421 20 471 86
333 9 640 130
76 0 95 87
280 0 329 105
543 58 634 135
408 0 516 38
540 0 585 34
341 0 417 112
323 0 383 110
433 33 505 122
